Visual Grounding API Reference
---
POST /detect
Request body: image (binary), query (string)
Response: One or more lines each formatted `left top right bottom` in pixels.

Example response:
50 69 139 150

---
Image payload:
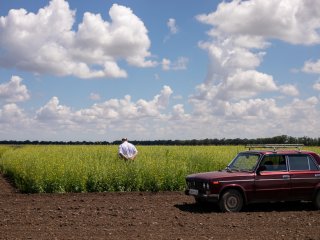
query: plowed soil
0 174 319 240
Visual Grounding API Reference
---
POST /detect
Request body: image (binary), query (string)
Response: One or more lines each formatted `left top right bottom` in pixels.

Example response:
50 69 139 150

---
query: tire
313 190 320 210
219 189 244 212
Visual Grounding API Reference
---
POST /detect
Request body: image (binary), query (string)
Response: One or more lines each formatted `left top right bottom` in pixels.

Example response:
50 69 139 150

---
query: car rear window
288 155 318 171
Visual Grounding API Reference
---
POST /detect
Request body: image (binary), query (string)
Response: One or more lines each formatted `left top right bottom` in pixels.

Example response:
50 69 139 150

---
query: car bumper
185 189 219 202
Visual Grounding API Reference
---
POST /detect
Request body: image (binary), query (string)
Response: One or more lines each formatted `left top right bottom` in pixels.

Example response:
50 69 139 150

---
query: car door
288 154 320 200
254 155 291 202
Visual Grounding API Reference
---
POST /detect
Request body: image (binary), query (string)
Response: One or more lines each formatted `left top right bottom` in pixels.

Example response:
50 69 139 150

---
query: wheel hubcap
227 196 238 209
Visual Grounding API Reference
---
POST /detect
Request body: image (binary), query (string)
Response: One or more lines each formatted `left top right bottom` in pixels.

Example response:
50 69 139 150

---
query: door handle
282 175 290 179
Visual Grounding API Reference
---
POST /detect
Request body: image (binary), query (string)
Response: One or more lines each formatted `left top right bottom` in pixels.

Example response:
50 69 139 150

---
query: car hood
186 170 254 181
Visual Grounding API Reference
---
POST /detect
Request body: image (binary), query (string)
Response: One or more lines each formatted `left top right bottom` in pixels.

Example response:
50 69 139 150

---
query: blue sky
0 0 320 141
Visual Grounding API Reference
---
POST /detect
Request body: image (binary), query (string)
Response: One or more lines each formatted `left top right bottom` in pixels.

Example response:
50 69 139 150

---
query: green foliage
1 145 318 193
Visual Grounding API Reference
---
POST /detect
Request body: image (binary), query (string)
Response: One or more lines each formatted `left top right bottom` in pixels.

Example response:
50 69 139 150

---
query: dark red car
185 145 320 212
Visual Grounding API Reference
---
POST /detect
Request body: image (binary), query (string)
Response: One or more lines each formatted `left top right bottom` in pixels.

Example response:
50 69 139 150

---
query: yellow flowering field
0 145 319 193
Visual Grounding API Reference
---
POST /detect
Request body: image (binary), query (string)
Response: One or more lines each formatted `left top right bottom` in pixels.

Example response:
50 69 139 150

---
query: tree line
1 135 320 146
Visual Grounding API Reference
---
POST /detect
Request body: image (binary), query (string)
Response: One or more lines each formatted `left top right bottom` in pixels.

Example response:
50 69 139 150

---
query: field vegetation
0 145 319 193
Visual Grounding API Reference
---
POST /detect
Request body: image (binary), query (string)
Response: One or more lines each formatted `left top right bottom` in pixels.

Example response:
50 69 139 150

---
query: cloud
187 95 320 138
313 81 320 91
221 70 277 99
36 96 72 123
34 86 173 130
162 57 188 71
136 85 173 116
164 18 179 42
171 104 190 120
198 37 266 84
75 4 156 69
0 0 156 79
1 0 320 141
0 103 32 136
190 0 315 122
302 59 320 74
0 103 26 123
190 70 278 106
279 84 299 96
162 58 171 71
0 87 319 140
89 93 101 101
196 0 320 45
223 98 279 119
170 0 320 140
167 18 178 34
76 86 174 122
0 76 30 103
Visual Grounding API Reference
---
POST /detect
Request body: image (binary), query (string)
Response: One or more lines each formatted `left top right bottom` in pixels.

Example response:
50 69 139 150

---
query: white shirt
119 141 138 158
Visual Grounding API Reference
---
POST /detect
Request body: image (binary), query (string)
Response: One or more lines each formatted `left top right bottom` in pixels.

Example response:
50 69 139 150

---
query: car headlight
203 182 210 190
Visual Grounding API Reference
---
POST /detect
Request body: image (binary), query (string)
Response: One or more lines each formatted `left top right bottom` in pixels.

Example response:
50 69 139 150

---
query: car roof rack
246 144 304 152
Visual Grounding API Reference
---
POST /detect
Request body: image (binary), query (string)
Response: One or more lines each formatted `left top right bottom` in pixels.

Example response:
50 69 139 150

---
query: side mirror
256 165 266 175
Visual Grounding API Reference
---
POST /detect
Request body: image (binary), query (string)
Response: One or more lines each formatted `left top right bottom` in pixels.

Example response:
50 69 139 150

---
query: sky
0 0 320 141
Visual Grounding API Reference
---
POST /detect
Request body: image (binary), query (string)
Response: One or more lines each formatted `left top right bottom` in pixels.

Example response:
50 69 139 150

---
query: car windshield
227 153 260 172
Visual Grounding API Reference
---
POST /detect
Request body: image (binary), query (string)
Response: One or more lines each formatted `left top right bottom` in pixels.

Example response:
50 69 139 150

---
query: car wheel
219 189 243 212
313 190 320 210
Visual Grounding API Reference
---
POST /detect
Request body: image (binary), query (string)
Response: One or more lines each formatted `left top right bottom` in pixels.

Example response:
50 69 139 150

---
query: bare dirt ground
0 174 319 240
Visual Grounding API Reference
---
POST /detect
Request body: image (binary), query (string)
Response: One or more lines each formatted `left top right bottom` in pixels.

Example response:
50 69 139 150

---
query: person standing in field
118 138 138 161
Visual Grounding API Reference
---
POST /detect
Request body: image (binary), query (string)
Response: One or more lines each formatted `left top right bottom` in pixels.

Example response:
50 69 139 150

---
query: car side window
288 155 318 171
260 155 286 171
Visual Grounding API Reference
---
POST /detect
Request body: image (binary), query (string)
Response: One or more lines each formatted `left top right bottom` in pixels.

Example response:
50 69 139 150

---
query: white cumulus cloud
36 96 72 123
0 76 30 103
0 0 156 79
191 0 315 122
313 81 320 91
279 84 299 96
33 86 174 134
0 103 26 123
302 59 320 74
196 0 320 45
